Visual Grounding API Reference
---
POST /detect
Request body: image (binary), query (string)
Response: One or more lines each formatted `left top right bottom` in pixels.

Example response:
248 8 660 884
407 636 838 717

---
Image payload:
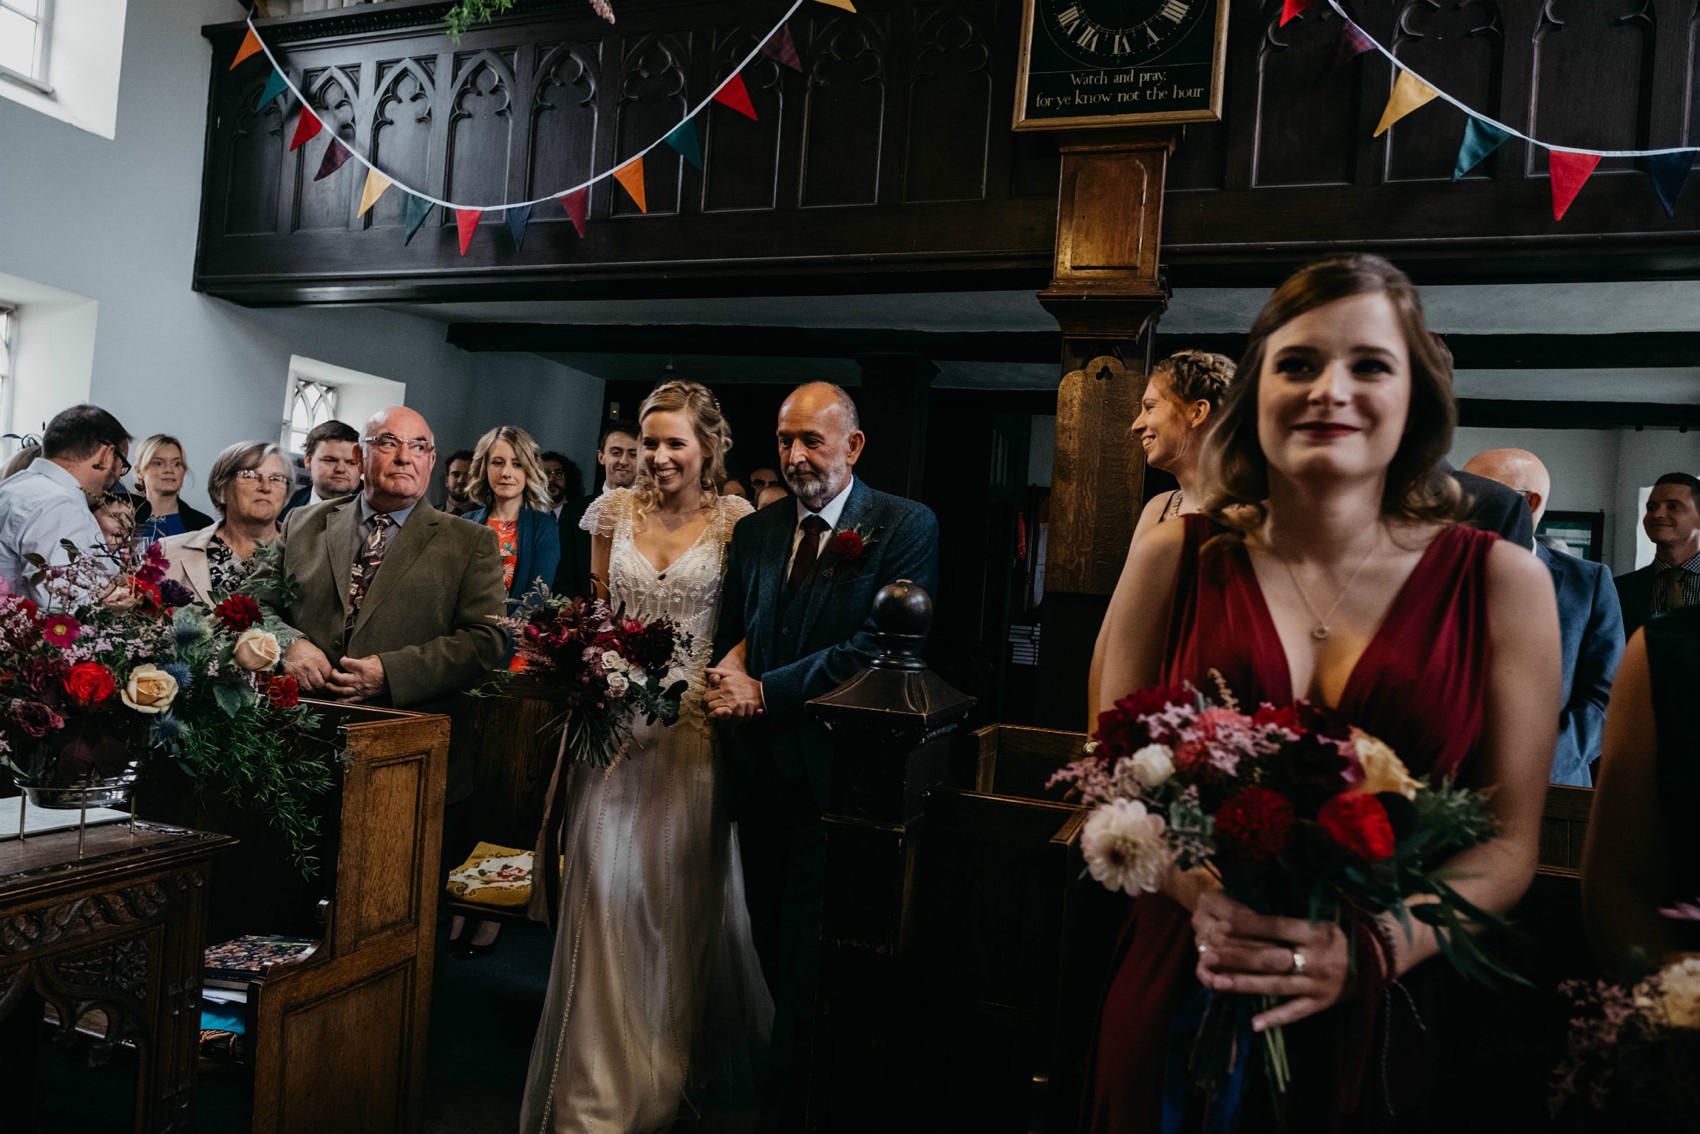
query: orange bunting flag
454 209 482 256
357 169 392 217
713 73 758 120
230 27 264 70
1280 0 1318 25
1373 70 1440 138
814 0 857 10
560 188 588 237
1548 150 1602 221
289 108 324 152
613 158 647 213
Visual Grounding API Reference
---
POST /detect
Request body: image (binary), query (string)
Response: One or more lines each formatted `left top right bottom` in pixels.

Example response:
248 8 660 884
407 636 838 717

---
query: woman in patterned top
158 441 288 602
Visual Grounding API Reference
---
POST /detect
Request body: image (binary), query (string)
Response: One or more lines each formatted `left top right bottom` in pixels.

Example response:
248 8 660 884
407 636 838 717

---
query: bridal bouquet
1552 951 1700 1124
1050 677 1517 1122
483 592 691 768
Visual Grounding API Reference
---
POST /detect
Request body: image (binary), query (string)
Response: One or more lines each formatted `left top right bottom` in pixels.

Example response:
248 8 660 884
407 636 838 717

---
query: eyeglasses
235 469 292 488
364 434 435 456
111 447 132 477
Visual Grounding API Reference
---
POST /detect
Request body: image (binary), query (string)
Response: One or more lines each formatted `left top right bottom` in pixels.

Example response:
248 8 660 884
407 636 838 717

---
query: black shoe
452 938 499 960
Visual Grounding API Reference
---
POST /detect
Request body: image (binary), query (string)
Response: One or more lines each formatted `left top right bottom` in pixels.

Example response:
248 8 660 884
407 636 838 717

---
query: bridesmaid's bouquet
1552 950 1700 1124
1051 676 1518 1125
484 593 691 767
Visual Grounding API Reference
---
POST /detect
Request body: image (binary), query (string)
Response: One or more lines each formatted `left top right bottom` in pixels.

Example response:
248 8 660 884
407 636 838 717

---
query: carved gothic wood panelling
194 0 1700 303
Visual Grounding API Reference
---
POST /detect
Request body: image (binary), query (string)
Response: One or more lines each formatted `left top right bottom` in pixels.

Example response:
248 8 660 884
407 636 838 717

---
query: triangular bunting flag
454 209 482 256
1280 0 1318 26
1373 70 1440 138
815 0 856 10
1452 118 1511 181
589 0 615 22
761 24 802 71
357 169 392 217
665 119 702 169
613 157 647 213
256 69 288 111
713 74 758 120
1548 149 1602 221
403 194 434 245
506 204 533 251
314 136 354 181
289 107 323 152
560 188 588 237
230 27 264 70
1644 151 1695 218
1331 22 1375 71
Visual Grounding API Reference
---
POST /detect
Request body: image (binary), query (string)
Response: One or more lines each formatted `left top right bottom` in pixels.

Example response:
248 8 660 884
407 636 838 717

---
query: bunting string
235 0 820 216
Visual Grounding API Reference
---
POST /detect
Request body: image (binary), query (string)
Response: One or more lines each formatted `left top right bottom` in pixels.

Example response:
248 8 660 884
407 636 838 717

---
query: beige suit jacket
251 496 507 711
158 523 224 604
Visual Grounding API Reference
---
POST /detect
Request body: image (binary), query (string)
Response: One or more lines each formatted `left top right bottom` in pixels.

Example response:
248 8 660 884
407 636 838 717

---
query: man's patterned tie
346 513 394 635
1660 566 1688 614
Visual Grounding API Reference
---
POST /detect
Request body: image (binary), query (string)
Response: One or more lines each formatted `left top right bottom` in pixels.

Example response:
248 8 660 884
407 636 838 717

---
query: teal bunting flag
506 203 533 251
402 194 434 245
664 120 703 169
1453 117 1512 181
256 69 289 111
1643 151 1695 217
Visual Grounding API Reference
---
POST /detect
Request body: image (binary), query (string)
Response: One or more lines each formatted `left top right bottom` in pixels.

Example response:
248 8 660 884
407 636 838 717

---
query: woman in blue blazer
462 425 561 613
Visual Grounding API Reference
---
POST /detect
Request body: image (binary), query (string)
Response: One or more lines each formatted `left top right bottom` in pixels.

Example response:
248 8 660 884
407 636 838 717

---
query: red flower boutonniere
828 525 879 561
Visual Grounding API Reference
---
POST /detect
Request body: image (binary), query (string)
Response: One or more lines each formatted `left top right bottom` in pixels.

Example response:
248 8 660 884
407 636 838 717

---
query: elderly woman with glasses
158 441 291 602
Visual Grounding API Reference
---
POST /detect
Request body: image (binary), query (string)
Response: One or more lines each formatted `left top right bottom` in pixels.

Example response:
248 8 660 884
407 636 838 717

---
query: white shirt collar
599 481 616 496
796 477 854 531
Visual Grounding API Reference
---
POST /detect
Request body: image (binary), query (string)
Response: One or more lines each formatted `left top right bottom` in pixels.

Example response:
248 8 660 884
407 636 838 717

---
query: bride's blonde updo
632 379 733 513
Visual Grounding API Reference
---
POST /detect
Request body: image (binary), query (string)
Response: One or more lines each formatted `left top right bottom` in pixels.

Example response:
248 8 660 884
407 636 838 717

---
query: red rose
265 674 300 709
830 531 864 558
214 594 263 633
1318 792 1396 861
1252 704 1301 732
63 661 118 707
1213 786 1296 866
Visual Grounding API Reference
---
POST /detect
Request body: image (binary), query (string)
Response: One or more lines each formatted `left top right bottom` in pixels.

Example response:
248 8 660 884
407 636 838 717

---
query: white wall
0 0 603 511
1450 426 1700 574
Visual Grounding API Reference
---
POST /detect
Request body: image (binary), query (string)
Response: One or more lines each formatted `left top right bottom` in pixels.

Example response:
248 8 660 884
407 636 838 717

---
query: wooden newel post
804 581 976 1132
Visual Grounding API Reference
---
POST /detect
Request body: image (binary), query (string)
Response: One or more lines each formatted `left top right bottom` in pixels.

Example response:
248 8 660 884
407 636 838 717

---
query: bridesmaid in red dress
1086 255 1561 1132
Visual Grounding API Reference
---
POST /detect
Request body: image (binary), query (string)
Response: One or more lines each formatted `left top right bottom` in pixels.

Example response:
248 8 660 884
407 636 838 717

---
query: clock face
1042 0 1213 67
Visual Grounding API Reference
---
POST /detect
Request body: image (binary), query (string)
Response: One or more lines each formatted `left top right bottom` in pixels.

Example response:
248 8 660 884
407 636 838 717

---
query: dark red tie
787 515 830 597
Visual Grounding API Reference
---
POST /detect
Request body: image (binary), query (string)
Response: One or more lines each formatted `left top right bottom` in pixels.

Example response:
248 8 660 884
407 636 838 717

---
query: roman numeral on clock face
1145 24 1160 43
1112 32 1131 53
1056 4 1083 33
1076 25 1100 51
1160 0 1189 22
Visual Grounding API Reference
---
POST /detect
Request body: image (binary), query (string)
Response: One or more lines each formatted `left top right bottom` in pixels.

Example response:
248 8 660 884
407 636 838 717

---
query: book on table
203 934 316 990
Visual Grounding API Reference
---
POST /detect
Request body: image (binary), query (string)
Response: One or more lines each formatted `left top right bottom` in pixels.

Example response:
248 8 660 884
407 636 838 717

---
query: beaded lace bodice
581 488 752 733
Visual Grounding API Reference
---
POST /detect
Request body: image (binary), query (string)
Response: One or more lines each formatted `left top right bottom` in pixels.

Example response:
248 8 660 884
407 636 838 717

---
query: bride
520 380 771 1133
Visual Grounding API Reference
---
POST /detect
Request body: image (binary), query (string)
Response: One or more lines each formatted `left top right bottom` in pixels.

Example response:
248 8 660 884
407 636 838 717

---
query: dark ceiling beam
448 322 1700 371
1457 400 1700 430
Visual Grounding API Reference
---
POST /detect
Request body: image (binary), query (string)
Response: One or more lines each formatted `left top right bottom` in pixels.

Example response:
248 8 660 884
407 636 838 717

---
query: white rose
600 649 628 674
1353 728 1421 800
233 627 282 671
1080 798 1172 897
605 672 630 697
120 664 179 714
628 670 648 687
1127 744 1175 790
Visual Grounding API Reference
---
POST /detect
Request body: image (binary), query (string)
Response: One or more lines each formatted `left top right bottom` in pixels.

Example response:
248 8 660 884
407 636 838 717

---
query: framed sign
1538 511 1605 563
1013 0 1229 131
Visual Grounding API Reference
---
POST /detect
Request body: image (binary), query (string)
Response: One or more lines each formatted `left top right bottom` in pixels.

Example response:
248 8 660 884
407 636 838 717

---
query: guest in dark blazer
1465 448 1624 785
1446 461 1534 548
552 419 639 600
461 425 560 611
279 419 360 521
707 382 940 1128
132 434 213 542
1615 471 1700 637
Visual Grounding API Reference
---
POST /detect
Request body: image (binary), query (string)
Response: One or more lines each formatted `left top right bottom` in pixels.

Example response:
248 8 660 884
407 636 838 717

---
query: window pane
2 1 41 20
0 10 38 76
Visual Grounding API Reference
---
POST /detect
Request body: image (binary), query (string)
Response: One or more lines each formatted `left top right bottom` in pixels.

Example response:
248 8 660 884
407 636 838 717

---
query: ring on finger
1288 949 1306 976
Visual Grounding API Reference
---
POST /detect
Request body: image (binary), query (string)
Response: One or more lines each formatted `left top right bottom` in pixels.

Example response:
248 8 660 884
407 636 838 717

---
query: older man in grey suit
250 406 507 803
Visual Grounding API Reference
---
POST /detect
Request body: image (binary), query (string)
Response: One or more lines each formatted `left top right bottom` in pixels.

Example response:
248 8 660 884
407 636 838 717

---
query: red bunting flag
230 27 264 70
560 188 588 237
1280 0 1318 25
289 108 324 152
1548 149 1601 221
713 74 758 121
455 208 482 255
613 158 648 213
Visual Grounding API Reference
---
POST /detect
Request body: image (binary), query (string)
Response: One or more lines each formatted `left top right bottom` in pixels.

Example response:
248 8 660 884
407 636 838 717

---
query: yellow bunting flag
814 0 857 10
613 157 647 213
1374 70 1440 138
229 27 263 70
357 169 392 217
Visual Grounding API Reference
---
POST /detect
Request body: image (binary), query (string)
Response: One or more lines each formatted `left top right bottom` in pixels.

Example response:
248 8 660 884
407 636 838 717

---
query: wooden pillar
1036 133 1173 729
855 352 937 500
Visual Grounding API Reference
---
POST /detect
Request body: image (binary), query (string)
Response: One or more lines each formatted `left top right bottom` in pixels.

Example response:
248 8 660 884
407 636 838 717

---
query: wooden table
0 818 236 1133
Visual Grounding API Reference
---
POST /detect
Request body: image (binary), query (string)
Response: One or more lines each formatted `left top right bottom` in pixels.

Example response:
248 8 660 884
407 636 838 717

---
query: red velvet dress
1088 515 1498 1134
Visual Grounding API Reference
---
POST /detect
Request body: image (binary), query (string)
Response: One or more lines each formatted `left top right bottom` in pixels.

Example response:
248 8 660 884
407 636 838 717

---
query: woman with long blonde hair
462 425 559 606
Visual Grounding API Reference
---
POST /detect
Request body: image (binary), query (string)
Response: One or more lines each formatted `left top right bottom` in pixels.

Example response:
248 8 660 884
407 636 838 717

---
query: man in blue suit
708 381 939 1130
1465 449 1623 785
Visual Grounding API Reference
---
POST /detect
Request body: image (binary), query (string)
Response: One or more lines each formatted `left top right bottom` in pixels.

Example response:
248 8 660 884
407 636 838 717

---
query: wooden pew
149 701 448 1134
